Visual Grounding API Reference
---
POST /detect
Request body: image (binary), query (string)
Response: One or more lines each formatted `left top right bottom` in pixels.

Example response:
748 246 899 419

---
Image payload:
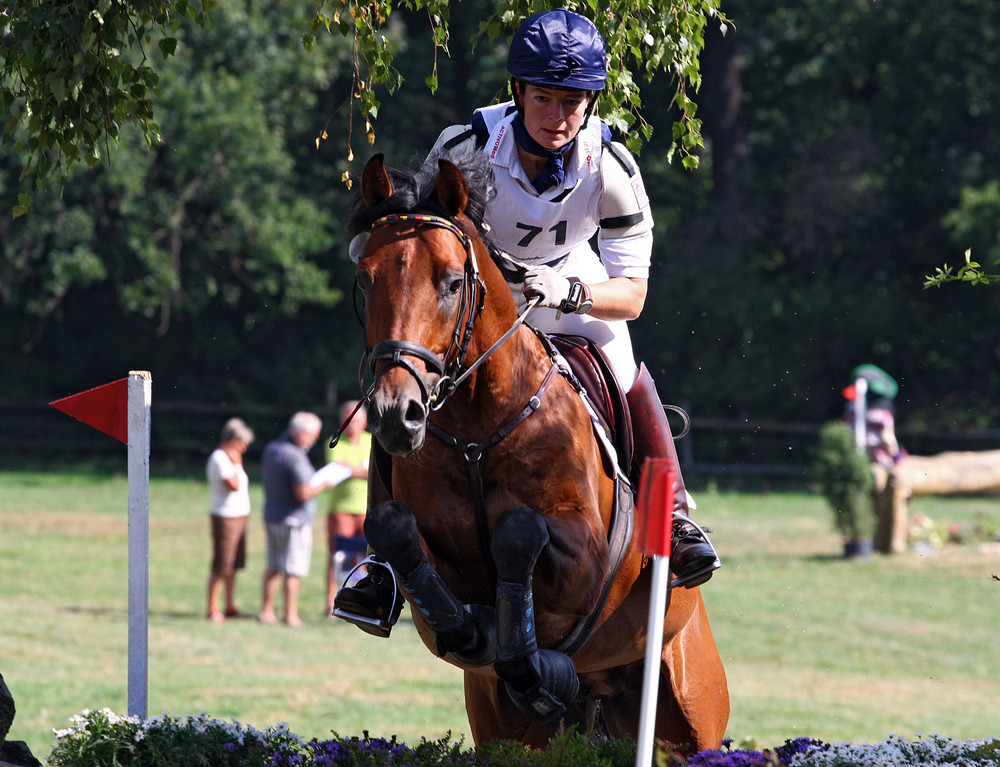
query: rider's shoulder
435 102 517 154
475 101 518 129
600 138 642 178
596 132 651 233
435 124 474 151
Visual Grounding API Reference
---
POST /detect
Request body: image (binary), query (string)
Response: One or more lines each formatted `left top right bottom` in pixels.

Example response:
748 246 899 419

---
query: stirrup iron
332 555 402 637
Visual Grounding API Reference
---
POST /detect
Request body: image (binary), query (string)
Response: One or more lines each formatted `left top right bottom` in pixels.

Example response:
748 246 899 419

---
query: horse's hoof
365 501 424 573
491 506 550 582
503 649 579 725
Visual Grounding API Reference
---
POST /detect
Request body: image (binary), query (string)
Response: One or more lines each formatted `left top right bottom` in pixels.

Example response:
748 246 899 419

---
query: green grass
1 467 998 761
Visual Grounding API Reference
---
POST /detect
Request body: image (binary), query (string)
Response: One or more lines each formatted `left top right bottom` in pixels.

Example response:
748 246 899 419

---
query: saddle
539 332 634 477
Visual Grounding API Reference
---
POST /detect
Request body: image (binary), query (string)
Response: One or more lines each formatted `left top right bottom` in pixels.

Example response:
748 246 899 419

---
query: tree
0 0 215 216
1 2 346 338
635 0 1000 429
2 0 727 212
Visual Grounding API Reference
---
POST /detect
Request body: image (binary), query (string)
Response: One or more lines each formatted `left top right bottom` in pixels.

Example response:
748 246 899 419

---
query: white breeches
509 247 640 391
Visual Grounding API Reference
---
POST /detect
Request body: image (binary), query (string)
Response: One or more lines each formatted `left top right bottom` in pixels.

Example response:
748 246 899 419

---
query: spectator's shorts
265 521 313 577
210 515 248 576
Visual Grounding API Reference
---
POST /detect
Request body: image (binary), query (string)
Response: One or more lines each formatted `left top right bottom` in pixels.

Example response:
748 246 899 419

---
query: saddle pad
546 333 633 475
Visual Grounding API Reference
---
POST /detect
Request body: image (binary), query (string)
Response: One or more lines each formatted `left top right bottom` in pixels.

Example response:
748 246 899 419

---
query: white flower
789 734 998 767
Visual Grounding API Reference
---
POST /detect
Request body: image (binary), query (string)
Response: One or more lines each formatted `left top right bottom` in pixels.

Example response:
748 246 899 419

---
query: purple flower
687 747 770 766
774 737 829 763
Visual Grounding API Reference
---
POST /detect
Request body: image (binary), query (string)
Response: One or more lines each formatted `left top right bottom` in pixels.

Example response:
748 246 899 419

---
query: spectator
206 417 255 622
259 412 332 627
325 401 371 615
842 364 907 469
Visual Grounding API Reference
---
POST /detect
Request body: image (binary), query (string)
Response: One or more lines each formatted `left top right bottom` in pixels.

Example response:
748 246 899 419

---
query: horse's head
353 152 494 456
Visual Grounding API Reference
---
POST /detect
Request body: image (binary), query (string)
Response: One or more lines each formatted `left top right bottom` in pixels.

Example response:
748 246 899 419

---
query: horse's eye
448 278 463 294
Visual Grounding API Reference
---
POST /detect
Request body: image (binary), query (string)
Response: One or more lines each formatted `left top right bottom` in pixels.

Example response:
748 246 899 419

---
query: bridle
358 213 537 413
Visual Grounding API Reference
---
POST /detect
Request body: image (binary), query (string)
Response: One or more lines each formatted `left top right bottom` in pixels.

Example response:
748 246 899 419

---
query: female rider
335 9 719 635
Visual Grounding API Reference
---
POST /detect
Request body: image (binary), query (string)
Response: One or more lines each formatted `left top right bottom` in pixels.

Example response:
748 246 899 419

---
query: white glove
523 265 572 310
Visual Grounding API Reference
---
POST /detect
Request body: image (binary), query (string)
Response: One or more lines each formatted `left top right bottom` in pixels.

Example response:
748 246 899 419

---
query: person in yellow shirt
325 401 371 615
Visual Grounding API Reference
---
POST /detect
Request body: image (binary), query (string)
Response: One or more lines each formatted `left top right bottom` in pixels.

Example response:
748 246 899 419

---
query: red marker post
634 457 675 767
51 371 151 719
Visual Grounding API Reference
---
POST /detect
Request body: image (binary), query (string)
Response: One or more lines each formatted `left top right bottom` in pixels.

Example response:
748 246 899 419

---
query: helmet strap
511 77 524 115
581 92 598 130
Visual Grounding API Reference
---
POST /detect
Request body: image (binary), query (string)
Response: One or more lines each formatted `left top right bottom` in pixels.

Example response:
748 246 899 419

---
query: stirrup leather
332 555 402 637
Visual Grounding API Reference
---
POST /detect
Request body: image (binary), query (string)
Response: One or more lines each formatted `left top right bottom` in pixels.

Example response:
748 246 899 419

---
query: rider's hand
523 265 572 309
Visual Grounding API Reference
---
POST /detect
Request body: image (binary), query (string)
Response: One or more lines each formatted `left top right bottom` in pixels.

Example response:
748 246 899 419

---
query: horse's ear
362 154 393 206
436 159 469 217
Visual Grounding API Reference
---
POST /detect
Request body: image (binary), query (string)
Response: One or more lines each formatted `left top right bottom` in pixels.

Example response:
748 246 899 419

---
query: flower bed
47 709 1000 767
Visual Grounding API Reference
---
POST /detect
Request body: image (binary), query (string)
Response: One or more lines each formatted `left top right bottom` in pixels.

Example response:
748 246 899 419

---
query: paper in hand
310 462 352 488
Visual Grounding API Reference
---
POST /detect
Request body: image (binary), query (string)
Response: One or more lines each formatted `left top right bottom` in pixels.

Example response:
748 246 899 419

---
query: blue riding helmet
507 9 607 91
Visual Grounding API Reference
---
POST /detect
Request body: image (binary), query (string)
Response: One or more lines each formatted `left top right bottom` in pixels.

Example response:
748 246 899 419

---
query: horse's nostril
404 399 426 426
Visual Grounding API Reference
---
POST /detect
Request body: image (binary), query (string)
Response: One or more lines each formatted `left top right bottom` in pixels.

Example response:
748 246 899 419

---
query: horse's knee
491 506 549 583
364 500 423 573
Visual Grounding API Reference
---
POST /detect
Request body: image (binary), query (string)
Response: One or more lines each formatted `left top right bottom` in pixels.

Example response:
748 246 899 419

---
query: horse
348 147 729 751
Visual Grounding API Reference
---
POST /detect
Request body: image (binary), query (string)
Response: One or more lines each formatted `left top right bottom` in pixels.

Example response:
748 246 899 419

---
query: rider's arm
588 141 654 321
587 274 648 321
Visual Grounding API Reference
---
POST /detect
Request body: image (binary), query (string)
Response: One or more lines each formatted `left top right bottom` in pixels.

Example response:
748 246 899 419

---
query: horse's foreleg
491 506 580 724
365 500 495 665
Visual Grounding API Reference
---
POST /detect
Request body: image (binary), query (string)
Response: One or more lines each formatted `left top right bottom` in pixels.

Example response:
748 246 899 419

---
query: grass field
1 465 998 761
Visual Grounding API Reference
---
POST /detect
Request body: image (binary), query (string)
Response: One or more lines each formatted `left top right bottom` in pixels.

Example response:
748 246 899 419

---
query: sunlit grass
1 468 998 760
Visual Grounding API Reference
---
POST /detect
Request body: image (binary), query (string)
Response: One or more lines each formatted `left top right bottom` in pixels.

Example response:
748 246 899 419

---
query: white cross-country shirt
431 101 654 388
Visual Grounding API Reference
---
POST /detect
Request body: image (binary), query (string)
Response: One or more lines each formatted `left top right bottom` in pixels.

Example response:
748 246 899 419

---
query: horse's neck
440 324 549 437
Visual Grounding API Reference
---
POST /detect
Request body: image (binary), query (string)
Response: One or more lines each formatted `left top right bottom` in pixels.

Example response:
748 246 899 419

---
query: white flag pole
634 458 675 767
127 371 151 719
635 553 671 767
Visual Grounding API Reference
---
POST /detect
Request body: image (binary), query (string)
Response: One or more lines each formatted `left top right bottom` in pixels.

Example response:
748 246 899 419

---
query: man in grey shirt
259 412 332 627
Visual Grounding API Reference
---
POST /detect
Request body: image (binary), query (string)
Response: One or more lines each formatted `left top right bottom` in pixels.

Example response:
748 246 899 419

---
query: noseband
363 213 487 411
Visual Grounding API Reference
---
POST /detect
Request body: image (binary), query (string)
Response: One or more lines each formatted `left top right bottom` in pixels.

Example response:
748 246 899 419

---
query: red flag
50 378 129 444
636 458 675 557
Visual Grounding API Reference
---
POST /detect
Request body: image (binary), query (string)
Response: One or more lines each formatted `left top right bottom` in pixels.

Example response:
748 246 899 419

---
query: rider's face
517 83 591 151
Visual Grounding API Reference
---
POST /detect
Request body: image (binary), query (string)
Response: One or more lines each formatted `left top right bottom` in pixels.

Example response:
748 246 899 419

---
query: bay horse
349 148 729 750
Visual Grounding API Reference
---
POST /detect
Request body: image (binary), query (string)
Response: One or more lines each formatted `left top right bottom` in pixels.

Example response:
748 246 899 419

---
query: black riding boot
332 555 404 637
332 446 403 636
627 363 721 588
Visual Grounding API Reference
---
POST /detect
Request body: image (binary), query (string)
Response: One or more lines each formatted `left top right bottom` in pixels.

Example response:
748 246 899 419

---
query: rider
335 8 719 634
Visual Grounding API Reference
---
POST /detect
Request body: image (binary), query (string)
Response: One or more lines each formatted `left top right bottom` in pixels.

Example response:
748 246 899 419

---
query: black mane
348 146 494 239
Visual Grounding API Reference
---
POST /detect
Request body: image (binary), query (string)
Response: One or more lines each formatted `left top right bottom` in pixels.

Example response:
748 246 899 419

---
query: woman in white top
206 417 254 621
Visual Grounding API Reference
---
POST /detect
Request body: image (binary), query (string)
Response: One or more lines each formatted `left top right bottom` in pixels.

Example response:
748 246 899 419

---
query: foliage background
2 0 1000 435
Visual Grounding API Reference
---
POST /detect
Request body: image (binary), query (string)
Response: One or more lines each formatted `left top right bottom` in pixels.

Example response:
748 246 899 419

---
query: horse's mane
348 146 494 239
